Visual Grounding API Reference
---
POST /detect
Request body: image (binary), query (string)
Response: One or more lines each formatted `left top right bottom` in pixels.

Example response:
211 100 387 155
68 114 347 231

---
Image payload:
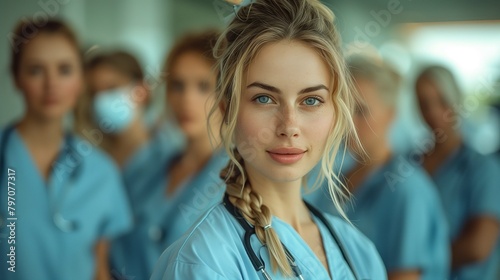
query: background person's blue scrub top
305 155 450 280
150 203 387 280
0 128 133 280
430 144 500 280
110 128 228 280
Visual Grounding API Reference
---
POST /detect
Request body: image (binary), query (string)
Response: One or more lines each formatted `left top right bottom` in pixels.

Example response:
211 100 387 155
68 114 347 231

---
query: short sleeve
98 158 133 239
467 155 500 221
150 261 227 280
382 178 449 273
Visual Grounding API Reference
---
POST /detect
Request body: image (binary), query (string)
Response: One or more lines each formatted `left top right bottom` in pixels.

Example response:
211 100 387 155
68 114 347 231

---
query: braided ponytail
221 149 294 277
207 0 363 277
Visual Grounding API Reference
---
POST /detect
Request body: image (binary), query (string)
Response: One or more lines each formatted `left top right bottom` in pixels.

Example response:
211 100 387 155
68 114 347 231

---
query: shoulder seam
173 204 221 261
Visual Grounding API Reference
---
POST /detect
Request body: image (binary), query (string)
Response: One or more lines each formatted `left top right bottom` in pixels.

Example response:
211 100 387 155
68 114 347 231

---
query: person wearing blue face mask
0 19 132 280
75 51 181 167
415 66 500 280
85 32 228 280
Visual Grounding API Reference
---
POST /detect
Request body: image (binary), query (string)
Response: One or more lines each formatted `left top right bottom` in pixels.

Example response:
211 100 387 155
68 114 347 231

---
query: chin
180 125 202 138
37 108 68 121
258 162 309 183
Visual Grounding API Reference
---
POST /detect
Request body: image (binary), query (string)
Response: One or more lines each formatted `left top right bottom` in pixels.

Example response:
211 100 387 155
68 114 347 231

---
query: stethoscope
0 124 79 233
223 194 360 280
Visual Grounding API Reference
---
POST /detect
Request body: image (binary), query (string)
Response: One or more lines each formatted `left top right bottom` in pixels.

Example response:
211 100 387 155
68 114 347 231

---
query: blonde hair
348 54 402 108
208 0 361 276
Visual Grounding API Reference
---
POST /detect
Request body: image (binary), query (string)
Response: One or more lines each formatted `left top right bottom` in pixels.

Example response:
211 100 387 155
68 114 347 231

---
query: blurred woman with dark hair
107 30 228 280
0 19 132 280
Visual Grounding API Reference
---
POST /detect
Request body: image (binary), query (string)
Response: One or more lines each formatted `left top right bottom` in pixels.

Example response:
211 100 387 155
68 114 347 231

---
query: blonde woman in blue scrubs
0 19 132 280
151 0 387 279
107 31 228 280
416 66 500 280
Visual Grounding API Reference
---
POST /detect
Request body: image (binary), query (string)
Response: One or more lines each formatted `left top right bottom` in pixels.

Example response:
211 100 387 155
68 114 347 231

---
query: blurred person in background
0 19 132 280
306 55 450 280
415 65 500 280
77 49 183 279
106 30 228 280
75 50 179 167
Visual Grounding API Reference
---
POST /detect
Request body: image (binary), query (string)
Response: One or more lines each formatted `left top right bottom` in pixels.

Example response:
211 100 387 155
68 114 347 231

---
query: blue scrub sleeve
99 165 133 239
383 186 439 272
151 261 227 280
467 156 500 221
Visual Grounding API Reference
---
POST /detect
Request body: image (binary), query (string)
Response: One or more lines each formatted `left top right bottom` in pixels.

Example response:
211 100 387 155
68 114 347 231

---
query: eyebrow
24 57 76 64
246 82 329 94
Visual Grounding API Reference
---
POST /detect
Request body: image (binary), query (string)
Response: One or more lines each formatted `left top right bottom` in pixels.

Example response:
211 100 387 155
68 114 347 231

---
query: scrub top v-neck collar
10 128 73 204
249 211 356 279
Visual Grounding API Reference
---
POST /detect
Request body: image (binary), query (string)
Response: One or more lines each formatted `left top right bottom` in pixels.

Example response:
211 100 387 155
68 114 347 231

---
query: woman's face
15 34 83 121
416 76 453 131
87 64 132 94
167 51 217 139
352 77 393 155
236 40 334 184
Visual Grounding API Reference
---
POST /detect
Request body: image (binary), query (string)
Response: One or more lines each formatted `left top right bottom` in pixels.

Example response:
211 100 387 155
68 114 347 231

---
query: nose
276 104 300 138
45 68 58 92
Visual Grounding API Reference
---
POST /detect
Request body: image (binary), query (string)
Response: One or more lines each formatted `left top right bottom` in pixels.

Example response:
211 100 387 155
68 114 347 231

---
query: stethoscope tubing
0 123 79 232
223 194 359 280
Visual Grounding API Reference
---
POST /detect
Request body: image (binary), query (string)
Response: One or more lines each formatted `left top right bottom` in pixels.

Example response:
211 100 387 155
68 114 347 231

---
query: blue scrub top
150 202 387 280
110 129 228 280
0 127 133 280
305 155 450 280
431 144 500 280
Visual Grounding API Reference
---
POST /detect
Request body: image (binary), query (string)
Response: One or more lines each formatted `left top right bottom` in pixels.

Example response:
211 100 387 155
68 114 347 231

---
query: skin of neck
347 133 392 193
363 139 392 167
182 122 221 167
16 111 64 148
245 167 313 233
431 127 462 157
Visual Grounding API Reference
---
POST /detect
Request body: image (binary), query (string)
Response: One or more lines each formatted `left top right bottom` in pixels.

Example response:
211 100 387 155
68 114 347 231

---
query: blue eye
303 97 321 106
255 95 273 104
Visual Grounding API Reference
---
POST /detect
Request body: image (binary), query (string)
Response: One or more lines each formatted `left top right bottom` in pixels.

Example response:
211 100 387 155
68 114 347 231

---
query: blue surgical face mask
92 86 136 134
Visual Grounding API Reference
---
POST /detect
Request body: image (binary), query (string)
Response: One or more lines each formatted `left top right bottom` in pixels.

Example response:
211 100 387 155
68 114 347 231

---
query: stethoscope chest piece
53 212 78 233
1 124 81 234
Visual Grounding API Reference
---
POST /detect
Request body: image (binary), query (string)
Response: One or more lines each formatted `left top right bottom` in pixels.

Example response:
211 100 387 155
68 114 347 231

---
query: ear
133 81 150 107
219 99 226 114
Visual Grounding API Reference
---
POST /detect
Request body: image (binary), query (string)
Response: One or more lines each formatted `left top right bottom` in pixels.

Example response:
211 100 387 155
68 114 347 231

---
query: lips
42 98 60 106
177 115 194 123
266 147 306 164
